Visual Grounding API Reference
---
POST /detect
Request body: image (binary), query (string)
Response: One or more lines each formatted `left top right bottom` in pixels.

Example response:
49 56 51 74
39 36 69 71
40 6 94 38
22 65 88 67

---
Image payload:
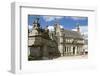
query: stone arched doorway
73 47 75 55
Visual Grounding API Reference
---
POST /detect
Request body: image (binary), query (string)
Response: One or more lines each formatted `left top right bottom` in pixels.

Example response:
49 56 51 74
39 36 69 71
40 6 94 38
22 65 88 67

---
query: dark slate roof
63 29 83 39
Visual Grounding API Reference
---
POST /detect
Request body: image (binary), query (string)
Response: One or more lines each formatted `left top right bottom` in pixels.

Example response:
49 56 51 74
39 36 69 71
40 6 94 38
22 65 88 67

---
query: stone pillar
71 46 73 55
28 47 30 56
69 46 71 55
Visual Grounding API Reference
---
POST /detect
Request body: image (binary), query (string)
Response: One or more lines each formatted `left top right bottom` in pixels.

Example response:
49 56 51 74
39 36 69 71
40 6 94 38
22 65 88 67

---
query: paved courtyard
54 55 88 60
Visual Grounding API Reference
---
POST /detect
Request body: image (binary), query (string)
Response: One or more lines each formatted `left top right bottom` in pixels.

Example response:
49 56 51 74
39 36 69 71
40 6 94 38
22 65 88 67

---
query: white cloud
28 25 33 31
60 25 63 28
72 26 88 39
48 25 63 31
72 29 77 31
43 16 63 22
79 26 88 34
48 26 54 31
80 26 88 39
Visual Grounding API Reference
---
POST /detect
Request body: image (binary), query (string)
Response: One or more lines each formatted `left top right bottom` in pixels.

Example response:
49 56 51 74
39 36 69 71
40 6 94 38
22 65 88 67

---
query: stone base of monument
42 57 49 60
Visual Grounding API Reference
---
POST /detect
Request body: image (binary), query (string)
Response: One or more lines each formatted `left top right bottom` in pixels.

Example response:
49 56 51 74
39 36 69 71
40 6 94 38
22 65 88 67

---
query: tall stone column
71 46 73 55
28 47 30 56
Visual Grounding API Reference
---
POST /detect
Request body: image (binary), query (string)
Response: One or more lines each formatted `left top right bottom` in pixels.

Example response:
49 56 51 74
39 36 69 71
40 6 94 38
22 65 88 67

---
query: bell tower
29 16 41 36
53 18 64 56
54 18 61 36
33 16 40 29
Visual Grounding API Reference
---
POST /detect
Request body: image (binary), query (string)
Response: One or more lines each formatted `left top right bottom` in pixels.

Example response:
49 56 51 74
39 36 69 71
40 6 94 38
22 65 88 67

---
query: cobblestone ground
53 55 88 60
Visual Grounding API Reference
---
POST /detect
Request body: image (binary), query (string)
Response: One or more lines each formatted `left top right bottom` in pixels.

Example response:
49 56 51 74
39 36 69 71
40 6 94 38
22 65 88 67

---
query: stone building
52 23 85 56
28 17 85 60
28 18 60 60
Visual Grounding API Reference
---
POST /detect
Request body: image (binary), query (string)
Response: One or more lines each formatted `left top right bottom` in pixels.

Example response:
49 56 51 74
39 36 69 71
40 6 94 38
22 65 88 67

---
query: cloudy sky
28 15 88 39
